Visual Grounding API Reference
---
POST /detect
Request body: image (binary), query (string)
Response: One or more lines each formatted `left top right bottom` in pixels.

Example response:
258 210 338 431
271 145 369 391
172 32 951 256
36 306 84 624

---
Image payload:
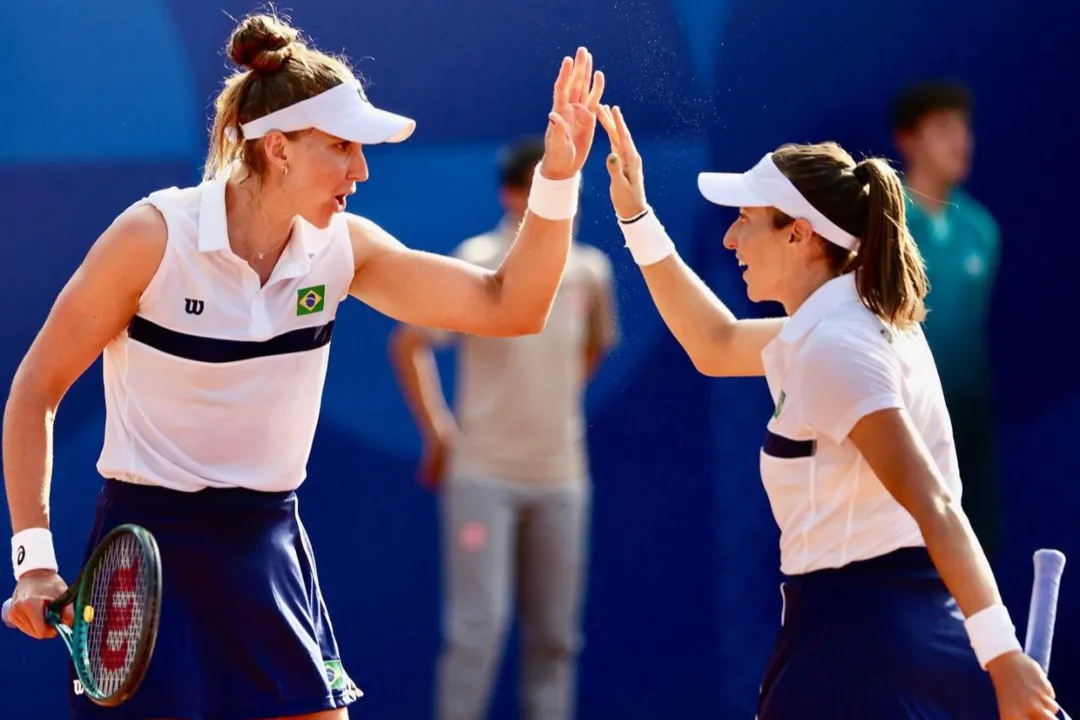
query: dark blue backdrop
1 0 1077 717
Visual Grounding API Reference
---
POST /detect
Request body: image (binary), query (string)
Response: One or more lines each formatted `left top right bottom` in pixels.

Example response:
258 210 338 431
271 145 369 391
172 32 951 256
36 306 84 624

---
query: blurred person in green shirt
892 81 1001 558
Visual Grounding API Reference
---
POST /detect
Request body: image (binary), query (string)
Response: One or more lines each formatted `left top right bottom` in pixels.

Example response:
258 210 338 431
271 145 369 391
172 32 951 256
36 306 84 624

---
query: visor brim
697 172 770 208
318 107 416 145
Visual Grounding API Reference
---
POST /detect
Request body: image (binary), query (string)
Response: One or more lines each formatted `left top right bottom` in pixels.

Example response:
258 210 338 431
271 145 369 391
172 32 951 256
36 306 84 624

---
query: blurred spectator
892 81 1001 557
388 136 620 720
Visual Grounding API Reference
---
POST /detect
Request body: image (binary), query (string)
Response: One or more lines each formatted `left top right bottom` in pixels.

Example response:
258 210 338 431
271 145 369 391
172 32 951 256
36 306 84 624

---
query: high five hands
540 47 605 181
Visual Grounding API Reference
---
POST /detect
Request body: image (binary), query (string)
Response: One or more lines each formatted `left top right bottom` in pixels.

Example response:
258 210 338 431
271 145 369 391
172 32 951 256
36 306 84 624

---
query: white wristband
618 207 676 266
11 527 58 581
964 603 1022 669
526 166 581 221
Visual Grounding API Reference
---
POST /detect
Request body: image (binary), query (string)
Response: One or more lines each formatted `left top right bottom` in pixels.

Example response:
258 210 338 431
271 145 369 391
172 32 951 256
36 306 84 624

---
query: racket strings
85 533 148 697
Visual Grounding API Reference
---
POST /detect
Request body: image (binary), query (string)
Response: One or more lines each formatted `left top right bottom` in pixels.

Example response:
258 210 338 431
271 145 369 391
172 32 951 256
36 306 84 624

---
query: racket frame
61 523 162 707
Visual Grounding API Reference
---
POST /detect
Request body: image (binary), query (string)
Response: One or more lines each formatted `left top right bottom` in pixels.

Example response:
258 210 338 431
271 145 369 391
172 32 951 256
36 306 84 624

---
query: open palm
541 47 605 180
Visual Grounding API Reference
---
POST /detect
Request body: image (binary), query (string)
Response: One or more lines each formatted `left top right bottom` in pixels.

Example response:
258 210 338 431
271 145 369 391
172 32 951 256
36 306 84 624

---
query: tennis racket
2 523 162 707
1024 548 1071 720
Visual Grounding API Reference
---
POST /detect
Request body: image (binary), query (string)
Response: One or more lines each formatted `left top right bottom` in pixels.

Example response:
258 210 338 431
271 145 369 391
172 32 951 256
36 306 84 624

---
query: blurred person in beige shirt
389 137 619 720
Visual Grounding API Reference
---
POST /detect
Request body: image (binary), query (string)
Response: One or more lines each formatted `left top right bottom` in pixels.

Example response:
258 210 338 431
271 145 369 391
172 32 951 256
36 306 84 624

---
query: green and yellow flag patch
297 285 325 316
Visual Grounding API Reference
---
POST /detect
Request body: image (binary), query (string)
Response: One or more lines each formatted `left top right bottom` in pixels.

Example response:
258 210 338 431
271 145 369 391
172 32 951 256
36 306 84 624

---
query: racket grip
1 598 13 628
1026 549 1066 672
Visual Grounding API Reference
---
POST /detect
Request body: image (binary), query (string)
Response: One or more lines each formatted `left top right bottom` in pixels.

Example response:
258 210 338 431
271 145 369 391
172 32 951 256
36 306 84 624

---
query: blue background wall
1 0 1078 717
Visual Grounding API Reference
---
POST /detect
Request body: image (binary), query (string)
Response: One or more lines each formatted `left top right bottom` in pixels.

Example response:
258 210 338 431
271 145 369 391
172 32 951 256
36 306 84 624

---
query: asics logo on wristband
11 528 58 580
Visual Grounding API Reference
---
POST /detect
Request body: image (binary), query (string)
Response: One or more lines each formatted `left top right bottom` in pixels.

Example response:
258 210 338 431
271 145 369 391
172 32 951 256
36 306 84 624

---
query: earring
282 163 289 177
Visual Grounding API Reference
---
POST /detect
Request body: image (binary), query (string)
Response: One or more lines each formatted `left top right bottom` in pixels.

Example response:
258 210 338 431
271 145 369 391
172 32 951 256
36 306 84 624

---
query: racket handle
1024 549 1072 720
1 598 12 628
1026 548 1066 672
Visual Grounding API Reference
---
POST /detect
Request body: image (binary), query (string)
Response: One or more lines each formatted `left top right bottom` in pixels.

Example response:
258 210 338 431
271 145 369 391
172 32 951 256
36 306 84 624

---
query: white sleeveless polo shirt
96 175 355 492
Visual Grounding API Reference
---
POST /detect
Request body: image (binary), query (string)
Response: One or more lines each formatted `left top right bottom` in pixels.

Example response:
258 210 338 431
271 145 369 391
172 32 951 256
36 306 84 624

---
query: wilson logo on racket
99 555 143 672
1 524 163 709
297 285 325 316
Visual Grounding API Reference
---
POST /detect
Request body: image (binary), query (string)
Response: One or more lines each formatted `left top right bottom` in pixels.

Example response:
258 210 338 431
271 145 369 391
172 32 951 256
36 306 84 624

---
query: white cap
234 80 415 145
697 153 859 250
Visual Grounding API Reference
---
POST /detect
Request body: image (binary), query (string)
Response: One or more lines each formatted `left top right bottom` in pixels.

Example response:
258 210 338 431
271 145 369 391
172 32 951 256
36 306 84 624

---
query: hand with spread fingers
597 104 649 220
540 47 605 181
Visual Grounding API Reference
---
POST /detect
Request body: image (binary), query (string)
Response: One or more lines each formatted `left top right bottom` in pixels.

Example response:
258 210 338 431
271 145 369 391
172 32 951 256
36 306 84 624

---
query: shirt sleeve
798 329 906 445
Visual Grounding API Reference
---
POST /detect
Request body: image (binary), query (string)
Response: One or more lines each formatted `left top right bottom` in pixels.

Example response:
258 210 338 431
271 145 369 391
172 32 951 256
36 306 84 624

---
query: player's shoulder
123 178 218 254
802 304 894 365
342 212 402 253
103 200 169 252
343 211 383 234
135 181 207 222
78 200 169 287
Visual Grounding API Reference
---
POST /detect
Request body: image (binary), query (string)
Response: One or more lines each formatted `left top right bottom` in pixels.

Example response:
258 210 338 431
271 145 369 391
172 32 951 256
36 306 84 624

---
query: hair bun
228 14 300 73
853 160 873 185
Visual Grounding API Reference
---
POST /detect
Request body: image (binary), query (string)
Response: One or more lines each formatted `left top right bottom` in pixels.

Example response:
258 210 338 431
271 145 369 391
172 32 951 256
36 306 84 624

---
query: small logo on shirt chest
297 285 325 315
773 390 786 419
184 298 204 315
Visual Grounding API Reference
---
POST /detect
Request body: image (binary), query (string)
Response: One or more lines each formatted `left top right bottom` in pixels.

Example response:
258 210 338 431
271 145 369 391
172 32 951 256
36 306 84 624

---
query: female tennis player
595 106 1058 719
3 11 604 719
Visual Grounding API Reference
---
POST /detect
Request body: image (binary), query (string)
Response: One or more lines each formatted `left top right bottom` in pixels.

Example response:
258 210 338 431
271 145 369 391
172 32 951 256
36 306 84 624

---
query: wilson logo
184 299 204 315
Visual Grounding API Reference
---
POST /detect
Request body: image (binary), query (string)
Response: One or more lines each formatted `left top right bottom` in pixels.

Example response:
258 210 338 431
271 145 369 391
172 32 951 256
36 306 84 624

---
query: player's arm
849 409 1007 621
347 212 572 337
800 331 1027 674
636 256 782 377
849 410 1061 712
583 251 620 378
5 205 166 537
595 104 782 378
348 49 603 338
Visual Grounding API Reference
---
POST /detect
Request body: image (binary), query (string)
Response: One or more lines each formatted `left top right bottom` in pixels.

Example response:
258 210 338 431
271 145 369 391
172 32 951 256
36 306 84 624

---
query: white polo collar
197 171 331 273
776 272 860 345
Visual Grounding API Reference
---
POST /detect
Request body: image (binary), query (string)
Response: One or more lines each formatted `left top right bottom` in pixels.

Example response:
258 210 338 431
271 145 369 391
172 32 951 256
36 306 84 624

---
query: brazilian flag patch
297 285 325 315
324 659 345 691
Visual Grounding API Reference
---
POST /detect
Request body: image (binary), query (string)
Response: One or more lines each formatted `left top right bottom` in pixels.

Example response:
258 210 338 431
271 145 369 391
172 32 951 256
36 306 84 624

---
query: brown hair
769 142 928 329
203 10 357 181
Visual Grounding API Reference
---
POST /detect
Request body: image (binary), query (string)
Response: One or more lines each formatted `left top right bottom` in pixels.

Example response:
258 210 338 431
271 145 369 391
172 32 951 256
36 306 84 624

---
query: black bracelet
618 208 651 225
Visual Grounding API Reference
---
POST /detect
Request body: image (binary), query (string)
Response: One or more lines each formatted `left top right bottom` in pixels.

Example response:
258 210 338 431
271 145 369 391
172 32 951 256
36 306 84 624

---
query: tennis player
389 136 619 720
3 11 604 720
595 105 1058 719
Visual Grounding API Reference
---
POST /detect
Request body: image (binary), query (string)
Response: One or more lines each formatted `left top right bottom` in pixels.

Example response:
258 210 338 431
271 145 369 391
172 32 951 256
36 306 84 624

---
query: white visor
237 80 415 145
697 153 858 250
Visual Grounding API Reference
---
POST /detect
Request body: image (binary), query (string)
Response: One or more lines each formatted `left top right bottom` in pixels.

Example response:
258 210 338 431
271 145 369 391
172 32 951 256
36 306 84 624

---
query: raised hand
540 47 605 181
597 104 649 219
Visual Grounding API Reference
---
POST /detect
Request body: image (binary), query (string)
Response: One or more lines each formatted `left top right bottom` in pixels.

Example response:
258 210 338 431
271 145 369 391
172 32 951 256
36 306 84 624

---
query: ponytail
203 77 248 182
852 159 927 329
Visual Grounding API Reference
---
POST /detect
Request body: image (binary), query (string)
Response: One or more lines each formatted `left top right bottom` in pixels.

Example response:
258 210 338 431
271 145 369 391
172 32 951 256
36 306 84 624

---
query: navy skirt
70 479 361 720
757 547 998 719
